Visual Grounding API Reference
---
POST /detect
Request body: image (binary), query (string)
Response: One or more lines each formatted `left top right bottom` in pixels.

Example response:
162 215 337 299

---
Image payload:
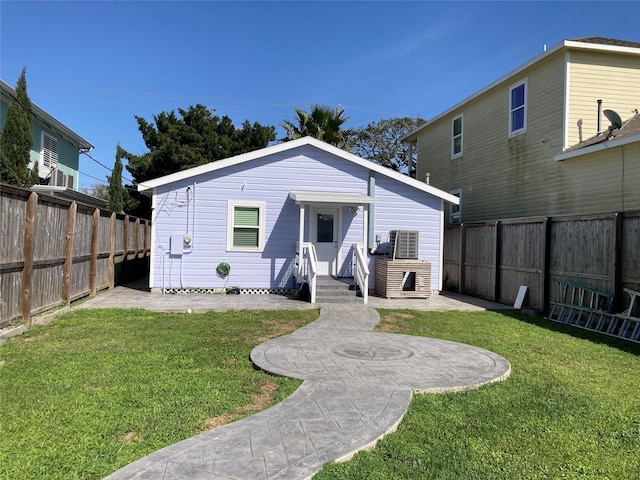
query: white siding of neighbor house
150 144 445 291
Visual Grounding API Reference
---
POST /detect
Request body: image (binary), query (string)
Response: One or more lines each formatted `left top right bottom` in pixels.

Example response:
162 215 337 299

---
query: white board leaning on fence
514 286 528 309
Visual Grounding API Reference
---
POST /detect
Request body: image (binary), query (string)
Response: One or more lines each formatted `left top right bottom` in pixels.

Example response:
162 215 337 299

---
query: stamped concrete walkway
104 302 511 480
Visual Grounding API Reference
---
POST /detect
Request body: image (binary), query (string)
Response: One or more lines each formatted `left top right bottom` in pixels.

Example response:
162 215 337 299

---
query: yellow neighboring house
404 37 640 223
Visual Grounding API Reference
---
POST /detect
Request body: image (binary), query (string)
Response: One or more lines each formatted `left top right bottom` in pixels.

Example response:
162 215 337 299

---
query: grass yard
0 308 317 479
315 310 640 479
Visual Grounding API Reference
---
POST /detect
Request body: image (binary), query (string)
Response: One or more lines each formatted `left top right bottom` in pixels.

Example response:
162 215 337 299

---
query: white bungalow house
138 137 459 302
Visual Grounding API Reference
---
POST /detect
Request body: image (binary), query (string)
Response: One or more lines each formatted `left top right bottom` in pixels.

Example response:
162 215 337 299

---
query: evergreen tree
107 146 127 213
124 104 276 183
0 67 37 187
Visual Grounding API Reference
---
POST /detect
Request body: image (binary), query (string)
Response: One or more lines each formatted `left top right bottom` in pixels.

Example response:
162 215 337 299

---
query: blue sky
2 1 639 191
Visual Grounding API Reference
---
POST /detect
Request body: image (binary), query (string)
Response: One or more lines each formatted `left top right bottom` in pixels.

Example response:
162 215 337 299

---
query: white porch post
298 204 305 278
362 204 369 250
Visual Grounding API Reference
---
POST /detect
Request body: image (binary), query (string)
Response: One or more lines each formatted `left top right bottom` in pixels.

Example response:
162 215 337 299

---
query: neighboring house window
449 189 461 224
227 201 266 252
509 80 527 136
42 132 59 170
452 114 463 158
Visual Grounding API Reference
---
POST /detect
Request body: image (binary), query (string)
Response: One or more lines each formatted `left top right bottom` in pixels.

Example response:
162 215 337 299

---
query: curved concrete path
105 305 510 480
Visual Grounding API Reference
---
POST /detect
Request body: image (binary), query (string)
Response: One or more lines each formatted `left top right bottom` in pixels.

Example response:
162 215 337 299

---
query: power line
81 151 134 184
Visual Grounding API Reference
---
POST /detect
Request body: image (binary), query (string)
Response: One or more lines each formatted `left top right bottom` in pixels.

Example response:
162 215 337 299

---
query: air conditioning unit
389 230 419 260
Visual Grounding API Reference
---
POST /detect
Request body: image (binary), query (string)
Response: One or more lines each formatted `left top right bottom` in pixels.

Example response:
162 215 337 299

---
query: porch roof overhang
289 191 375 205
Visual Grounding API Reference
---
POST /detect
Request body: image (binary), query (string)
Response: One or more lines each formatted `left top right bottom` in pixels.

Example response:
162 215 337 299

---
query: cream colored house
404 37 640 223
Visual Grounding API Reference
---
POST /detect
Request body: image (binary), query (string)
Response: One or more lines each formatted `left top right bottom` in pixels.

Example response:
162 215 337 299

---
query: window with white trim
509 80 527 136
449 189 461 224
227 201 266 252
42 132 59 169
451 114 463 158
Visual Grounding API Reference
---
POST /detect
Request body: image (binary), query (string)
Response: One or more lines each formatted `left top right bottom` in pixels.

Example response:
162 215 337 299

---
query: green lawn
314 310 640 479
0 308 317 479
2 309 638 479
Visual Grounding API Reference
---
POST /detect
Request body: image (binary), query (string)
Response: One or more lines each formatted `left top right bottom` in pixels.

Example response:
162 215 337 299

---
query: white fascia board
138 136 460 204
137 138 313 191
403 40 640 142
553 134 640 161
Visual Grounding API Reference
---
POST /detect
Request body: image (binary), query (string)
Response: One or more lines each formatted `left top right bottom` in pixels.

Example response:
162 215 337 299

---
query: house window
509 80 527 136
42 132 59 170
227 201 265 252
452 115 463 158
449 189 461 224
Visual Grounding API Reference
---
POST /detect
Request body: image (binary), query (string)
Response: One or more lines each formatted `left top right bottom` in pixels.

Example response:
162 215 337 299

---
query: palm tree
280 105 349 147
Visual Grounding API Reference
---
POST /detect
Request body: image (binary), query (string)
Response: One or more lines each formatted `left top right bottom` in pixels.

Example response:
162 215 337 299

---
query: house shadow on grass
498 310 640 356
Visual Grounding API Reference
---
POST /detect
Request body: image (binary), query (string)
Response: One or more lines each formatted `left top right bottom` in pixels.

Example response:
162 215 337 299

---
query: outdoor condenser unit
389 230 419 260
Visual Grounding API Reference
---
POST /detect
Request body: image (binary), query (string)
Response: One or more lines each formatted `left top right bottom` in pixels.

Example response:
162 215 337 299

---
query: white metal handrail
295 241 319 303
353 243 369 304
307 243 319 304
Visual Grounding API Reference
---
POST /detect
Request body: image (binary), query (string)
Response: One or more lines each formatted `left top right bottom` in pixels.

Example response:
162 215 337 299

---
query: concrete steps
315 277 363 304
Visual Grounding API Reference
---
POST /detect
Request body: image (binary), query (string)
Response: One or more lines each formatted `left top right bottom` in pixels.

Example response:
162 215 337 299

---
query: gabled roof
403 37 640 142
0 79 93 152
138 136 460 204
554 112 640 161
571 37 640 48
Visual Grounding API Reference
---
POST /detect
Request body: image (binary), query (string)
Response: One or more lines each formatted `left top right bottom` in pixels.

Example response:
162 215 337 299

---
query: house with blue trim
139 137 459 302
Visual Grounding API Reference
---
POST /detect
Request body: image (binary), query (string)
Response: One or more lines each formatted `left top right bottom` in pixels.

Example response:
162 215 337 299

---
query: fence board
0 185 150 327
445 211 639 314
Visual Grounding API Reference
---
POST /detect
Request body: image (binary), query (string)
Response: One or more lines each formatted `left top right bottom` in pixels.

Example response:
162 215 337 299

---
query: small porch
289 191 375 304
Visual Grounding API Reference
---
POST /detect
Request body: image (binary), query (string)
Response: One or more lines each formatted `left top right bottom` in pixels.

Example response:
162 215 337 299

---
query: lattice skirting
160 287 292 295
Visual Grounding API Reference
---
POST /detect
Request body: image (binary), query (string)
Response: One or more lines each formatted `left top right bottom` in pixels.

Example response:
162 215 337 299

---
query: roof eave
553 133 640 161
402 39 640 141
138 137 459 204
0 80 94 151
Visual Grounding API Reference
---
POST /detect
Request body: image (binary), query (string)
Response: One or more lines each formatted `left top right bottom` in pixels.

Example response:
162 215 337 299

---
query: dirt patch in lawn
199 380 280 433
256 320 302 343
375 312 416 333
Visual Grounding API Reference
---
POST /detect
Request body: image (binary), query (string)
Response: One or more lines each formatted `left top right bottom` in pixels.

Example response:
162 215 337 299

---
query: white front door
311 207 339 275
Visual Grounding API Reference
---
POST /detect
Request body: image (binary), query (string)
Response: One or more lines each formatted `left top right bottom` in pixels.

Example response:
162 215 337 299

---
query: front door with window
311 207 339 275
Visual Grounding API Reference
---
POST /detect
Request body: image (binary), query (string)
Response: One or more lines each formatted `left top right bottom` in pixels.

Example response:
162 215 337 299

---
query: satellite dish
604 109 623 130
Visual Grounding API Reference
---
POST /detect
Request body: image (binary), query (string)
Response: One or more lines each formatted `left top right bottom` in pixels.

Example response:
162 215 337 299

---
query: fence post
89 208 99 296
62 202 77 305
122 215 129 282
541 217 552 314
493 221 501 302
459 224 466 294
21 192 37 324
134 218 140 259
612 212 623 312
109 212 116 289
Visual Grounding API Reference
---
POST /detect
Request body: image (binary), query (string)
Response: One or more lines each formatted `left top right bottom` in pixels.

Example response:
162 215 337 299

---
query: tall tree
0 67 38 187
345 117 426 175
107 145 127 213
280 105 349 147
124 104 276 183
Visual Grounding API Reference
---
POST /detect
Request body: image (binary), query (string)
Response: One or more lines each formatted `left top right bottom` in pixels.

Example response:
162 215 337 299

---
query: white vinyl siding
227 201 265 252
509 80 527 137
41 132 58 169
451 115 463 158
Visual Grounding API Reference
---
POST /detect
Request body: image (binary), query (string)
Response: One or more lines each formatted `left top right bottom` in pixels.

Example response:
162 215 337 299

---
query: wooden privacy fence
443 211 640 315
1 185 151 327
